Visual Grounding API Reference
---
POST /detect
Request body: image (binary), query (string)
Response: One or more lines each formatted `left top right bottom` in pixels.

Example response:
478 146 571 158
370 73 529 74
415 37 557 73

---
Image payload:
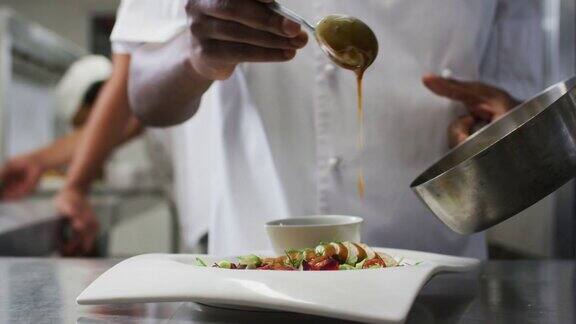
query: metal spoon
268 1 378 73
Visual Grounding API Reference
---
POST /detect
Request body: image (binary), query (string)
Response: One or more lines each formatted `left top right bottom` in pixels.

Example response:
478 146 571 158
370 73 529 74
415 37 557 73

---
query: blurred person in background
0 54 146 256
52 0 211 256
0 56 144 201
122 0 544 258
54 52 144 256
50 1 187 255
53 51 175 256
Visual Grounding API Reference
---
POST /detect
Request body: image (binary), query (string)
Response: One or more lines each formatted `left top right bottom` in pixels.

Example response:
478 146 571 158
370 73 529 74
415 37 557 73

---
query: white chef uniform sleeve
480 0 546 101
110 0 189 54
111 41 141 55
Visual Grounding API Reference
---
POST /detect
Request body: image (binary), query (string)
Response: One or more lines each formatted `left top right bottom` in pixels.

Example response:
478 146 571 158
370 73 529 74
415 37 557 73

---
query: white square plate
77 248 479 324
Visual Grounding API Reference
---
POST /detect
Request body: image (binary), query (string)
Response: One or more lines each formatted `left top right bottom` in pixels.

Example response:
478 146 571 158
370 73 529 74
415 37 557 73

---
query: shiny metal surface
268 2 316 32
0 257 573 323
412 77 576 234
0 189 171 257
0 200 59 256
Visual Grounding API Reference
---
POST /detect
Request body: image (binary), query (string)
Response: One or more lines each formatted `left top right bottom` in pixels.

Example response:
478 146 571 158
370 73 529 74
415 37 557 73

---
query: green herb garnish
339 264 356 270
238 254 262 269
195 257 207 267
355 259 366 269
216 260 232 269
285 250 304 268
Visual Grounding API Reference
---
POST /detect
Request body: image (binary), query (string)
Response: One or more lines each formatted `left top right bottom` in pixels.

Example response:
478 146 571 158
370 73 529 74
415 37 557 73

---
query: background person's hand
186 0 308 80
422 74 520 148
0 154 44 201
55 187 99 256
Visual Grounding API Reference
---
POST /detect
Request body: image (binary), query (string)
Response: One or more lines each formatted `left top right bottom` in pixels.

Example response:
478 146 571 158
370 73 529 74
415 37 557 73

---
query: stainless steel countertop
0 189 169 256
0 200 59 255
0 258 574 323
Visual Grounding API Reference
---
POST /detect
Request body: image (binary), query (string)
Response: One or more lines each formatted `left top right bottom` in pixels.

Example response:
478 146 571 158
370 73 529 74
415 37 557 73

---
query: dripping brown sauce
330 56 370 198
355 69 365 198
315 15 377 198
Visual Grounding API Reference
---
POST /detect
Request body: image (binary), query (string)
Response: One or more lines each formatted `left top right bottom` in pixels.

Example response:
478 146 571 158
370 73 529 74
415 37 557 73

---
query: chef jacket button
324 63 336 76
328 157 341 170
441 68 453 78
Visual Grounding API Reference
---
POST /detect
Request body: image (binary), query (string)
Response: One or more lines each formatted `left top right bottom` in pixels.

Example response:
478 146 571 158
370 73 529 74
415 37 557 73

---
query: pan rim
411 76 576 188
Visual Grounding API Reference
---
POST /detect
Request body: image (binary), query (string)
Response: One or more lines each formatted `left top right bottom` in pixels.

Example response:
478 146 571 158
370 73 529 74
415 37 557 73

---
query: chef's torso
198 0 497 257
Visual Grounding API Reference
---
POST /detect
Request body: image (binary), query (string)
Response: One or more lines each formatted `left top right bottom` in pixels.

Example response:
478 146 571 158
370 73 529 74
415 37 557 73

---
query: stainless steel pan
411 77 576 234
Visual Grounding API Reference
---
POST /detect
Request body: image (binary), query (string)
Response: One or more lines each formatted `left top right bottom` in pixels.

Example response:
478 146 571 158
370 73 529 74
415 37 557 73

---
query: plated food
197 241 401 271
78 248 479 323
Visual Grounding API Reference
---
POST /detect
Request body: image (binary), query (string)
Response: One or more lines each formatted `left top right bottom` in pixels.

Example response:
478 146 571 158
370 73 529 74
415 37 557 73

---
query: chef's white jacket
111 0 545 257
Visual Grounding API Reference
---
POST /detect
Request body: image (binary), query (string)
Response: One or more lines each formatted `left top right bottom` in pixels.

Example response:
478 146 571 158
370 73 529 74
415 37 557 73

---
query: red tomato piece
303 257 339 271
315 258 339 270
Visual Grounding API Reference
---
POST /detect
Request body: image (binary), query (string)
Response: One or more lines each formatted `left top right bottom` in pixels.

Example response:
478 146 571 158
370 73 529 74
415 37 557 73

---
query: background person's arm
0 109 141 201
0 131 84 200
129 0 307 127
56 53 140 256
62 54 136 194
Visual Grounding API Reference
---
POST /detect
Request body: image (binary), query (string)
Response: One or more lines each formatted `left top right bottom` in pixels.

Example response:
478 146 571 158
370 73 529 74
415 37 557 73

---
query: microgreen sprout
238 254 262 269
284 249 305 268
216 260 232 269
195 257 207 267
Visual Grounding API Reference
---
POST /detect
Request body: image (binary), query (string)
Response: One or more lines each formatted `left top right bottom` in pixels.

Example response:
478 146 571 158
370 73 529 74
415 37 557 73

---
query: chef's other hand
55 187 99 257
422 74 520 148
0 154 44 201
186 0 308 80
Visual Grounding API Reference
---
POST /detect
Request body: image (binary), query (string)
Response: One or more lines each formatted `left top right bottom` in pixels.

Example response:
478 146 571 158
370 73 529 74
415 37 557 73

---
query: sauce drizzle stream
314 15 378 198
356 71 365 198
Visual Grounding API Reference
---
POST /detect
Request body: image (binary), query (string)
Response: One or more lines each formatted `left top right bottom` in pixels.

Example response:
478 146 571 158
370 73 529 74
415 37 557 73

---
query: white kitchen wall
487 195 556 258
7 75 55 156
0 0 119 50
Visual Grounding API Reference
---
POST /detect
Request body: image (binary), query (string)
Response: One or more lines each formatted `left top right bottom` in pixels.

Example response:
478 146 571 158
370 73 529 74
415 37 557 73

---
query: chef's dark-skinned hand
186 0 308 80
423 74 520 148
55 187 99 256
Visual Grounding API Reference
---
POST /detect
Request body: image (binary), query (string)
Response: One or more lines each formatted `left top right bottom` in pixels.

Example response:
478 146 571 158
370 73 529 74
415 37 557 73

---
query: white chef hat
54 55 112 124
